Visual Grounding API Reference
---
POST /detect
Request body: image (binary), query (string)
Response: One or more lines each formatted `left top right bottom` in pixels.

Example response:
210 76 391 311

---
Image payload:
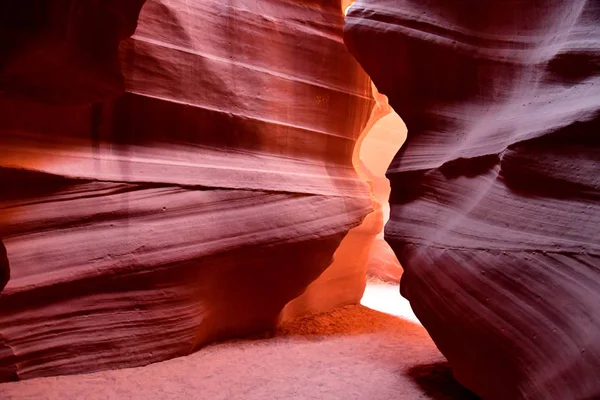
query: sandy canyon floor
0 282 478 400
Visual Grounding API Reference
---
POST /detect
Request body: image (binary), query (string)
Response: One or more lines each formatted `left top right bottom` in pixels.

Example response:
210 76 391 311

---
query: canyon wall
0 0 376 380
345 0 600 399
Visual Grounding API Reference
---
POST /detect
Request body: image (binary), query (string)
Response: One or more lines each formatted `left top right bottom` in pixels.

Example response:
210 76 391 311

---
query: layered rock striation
0 0 375 380
346 0 600 399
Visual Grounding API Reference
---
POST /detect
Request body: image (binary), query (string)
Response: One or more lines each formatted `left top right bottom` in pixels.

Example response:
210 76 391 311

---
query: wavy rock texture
0 0 375 380
345 1 600 399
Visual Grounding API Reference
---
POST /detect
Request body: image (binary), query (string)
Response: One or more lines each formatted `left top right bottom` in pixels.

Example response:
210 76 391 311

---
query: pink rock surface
0 0 376 380
346 0 600 399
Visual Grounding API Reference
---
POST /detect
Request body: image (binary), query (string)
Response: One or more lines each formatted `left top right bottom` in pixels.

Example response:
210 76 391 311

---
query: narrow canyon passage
357 84 407 283
281 80 409 320
0 1 470 400
4 0 595 398
0 2 475 395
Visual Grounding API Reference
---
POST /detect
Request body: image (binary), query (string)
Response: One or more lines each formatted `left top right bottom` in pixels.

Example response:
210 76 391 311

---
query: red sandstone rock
345 1 600 399
0 0 375 380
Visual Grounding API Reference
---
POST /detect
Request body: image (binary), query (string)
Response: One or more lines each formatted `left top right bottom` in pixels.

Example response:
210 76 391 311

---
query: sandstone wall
345 1 600 398
0 0 375 380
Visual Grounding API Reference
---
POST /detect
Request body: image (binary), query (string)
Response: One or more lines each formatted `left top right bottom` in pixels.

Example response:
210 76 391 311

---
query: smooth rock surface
0 0 375 380
345 1 600 399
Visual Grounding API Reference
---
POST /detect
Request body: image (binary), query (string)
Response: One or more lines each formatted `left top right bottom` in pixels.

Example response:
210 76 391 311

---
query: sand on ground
0 283 478 400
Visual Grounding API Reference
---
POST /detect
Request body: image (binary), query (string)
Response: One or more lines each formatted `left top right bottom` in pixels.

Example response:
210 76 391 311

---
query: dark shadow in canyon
0 167 82 204
0 236 14 379
501 114 600 201
406 362 480 400
545 50 600 84
0 0 147 105
407 363 480 400
0 237 8 292
439 154 499 180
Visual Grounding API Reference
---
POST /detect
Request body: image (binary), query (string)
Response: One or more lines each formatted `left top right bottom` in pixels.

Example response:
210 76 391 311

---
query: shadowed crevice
406 363 480 400
0 238 8 292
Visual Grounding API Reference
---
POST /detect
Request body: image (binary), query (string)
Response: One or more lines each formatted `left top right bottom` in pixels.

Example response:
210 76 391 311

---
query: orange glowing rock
357 84 406 282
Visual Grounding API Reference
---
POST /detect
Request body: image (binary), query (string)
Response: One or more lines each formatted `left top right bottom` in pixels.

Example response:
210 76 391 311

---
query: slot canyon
0 1 598 399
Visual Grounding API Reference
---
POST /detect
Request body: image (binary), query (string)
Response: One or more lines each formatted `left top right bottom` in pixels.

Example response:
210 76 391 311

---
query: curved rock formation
280 210 381 321
0 0 375 380
345 1 600 399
